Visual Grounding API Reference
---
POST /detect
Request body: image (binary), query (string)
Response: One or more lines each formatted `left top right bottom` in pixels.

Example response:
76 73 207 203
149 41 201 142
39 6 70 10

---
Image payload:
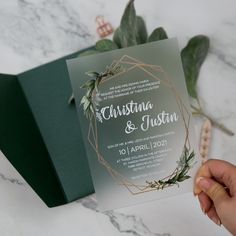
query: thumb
196 177 230 207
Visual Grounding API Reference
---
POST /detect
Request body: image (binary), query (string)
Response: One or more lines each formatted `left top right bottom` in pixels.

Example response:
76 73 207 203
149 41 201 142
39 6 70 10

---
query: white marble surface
0 0 236 235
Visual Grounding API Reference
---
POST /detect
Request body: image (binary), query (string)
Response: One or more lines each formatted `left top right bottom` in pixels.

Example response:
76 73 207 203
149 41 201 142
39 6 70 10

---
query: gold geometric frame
86 55 193 195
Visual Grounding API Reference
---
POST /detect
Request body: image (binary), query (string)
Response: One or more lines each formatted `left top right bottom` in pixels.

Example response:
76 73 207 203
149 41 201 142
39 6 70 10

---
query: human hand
194 159 236 235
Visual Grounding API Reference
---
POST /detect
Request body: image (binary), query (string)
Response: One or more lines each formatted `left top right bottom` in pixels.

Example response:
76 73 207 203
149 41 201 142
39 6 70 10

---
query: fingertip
196 177 204 184
196 177 212 192
198 191 212 214
194 177 205 195
194 165 211 195
210 217 221 226
194 186 202 196
207 207 222 226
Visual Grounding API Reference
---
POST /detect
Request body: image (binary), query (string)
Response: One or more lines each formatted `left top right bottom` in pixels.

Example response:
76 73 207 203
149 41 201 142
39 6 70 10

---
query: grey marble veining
79 195 170 236
0 0 95 73
210 49 236 71
0 173 24 185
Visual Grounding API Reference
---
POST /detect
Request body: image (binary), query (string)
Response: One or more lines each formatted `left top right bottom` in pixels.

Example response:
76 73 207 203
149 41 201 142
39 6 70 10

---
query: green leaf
80 96 87 105
85 71 100 77
78 50 99 57
113 27 122 48
179 167 189 178
171 174 179 182
119 0 137 47
135 16 148 44
113 2 147 47
83 98 90 111
81 79 95 88
95 78 100 92
86 88 93 98
187 151 195 163
181 35 210 99
178 175 191 182
148 27 168 42
95 39 118 52
89 105 94 114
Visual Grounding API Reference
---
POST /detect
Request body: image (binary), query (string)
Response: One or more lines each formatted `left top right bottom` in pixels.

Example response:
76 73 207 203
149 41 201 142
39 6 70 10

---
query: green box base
0 49 94 207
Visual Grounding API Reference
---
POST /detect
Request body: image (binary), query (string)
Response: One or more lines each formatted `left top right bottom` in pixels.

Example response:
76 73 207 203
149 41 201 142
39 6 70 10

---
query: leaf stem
196 97 201 108
191 105 234 136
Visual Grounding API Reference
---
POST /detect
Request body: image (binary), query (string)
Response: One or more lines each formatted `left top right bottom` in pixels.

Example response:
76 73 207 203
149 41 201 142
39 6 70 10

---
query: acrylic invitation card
67 38 199 211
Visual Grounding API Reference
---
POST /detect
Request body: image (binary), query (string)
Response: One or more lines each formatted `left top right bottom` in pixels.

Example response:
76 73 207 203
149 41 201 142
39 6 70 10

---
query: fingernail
200 205 206 214
196 177 211 191
211 217 221 226
198 197 206 214
196 177 204 184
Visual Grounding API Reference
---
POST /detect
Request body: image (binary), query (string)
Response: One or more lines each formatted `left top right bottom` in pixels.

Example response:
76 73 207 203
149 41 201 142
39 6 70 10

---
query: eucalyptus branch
146 146 195 190
191 104 234 136
80 63 124 118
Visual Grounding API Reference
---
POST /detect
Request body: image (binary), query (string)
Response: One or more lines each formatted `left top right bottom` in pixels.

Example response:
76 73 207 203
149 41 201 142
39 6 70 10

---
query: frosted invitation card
67 38 199 211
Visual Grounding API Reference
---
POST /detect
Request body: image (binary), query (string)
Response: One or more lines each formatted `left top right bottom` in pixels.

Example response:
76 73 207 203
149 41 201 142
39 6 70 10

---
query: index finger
194 159 236 196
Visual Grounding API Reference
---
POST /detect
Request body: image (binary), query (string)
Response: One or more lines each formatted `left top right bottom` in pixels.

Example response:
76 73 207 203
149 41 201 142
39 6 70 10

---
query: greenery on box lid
70 0 234 136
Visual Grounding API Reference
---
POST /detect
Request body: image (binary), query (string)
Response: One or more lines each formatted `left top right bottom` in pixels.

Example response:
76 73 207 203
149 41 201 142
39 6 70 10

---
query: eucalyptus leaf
181 35 210 99
113 27 122 48
83 98 90 111
78 50 99 57
135 16 148 44
95 39 118 52
81 79 95 88
85 71 100 77
178 175 191 182
171 174 179 182
148 27 168 42
187 151 195 162
80 96 87 105
86 88 93 98
95 78 100 92
119 0 137 47
179 168 189 178
89 105 94 114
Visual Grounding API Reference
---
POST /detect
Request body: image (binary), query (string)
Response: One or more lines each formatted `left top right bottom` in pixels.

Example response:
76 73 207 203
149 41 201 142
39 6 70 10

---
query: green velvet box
0 49 94 207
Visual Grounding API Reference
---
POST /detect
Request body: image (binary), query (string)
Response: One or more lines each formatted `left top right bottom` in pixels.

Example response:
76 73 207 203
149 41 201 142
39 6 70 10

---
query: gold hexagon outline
86 55 194 195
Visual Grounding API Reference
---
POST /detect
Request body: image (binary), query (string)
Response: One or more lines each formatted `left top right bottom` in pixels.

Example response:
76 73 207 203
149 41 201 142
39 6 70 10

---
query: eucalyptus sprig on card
80 63 123 118
146 146 195 190
70 0 234 136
